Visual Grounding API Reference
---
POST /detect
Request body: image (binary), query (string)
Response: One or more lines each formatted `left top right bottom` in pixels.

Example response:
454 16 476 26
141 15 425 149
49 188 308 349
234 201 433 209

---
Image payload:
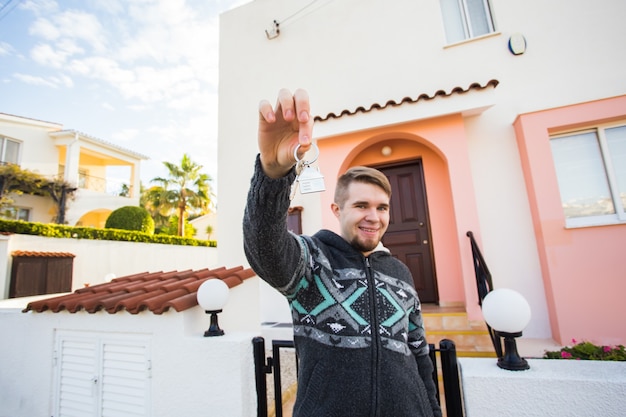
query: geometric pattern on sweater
288 244 425 356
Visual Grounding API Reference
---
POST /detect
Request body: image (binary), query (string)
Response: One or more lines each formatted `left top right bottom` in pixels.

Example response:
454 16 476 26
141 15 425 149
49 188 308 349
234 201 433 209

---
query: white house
216 0 626 347
0 113 148 227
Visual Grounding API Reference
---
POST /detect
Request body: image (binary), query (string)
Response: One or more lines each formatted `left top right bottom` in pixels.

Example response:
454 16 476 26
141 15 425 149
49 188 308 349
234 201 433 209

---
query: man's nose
364 207 379 221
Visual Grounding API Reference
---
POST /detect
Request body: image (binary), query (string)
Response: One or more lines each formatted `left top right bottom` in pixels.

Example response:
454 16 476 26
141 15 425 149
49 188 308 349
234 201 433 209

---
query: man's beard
349 236 378 253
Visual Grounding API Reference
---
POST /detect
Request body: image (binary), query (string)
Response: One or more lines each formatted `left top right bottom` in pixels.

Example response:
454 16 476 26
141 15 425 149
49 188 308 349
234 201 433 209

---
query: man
244 88 441 417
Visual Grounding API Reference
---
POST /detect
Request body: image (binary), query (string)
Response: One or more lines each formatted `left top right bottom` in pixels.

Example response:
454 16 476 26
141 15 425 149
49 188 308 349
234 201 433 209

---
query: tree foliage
144 154 213 236
0 164 77 224
105 206 155 234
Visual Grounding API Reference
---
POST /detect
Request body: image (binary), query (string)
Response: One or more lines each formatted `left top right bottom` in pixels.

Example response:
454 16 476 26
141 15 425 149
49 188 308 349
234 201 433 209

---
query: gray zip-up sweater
244 156 442 417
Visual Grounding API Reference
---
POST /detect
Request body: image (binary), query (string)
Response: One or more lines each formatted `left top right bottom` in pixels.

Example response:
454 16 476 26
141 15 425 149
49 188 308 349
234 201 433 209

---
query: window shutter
101 342 151 416
55 338 99 417
54 332 151 417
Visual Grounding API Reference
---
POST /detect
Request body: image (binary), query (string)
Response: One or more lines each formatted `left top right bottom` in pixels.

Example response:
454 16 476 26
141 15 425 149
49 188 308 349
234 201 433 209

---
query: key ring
294 142 319 165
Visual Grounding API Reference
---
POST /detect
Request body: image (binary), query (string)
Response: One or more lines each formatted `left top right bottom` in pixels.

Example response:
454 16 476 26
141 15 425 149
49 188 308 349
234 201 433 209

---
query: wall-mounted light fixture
482 288 531 370
508 33 527 55
265 20 280 39
196 279 230 337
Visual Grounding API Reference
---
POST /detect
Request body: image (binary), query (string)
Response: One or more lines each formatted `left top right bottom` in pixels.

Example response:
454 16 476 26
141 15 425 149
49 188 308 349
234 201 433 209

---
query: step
423 310 497 357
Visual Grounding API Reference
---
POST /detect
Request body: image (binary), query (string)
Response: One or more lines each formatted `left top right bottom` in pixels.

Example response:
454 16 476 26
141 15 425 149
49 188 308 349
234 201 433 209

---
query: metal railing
253 337 464 417
77 173 132 197
466 231 502 358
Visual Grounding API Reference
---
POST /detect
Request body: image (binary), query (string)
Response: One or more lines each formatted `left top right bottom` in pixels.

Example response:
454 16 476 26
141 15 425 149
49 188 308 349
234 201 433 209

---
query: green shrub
0 219 216 247
105 206 155 234
544 339 626 361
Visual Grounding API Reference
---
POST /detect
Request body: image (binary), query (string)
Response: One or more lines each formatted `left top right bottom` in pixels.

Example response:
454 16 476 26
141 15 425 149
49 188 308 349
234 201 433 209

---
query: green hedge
0 219 216 247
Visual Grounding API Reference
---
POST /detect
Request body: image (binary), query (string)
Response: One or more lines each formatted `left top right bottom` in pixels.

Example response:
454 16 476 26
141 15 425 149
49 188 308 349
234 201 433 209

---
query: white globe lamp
196 279 230 337
482 288 531 370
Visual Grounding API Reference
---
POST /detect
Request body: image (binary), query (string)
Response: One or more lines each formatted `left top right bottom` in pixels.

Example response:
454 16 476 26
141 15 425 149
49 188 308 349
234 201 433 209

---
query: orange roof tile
12 250 76 258
23 266 256 315
313 79 499 122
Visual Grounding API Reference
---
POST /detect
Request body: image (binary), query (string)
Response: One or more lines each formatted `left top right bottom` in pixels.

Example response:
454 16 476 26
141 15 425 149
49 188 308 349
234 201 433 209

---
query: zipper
365 255 381 416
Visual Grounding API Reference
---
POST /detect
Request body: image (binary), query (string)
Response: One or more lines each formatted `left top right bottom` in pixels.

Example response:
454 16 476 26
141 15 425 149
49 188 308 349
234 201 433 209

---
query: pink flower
561 351 573 359
571 338 577 344
603 346 612 353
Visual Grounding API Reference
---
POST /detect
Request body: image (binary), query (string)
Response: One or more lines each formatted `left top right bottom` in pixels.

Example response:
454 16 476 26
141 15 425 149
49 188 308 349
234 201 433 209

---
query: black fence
253 337 464 417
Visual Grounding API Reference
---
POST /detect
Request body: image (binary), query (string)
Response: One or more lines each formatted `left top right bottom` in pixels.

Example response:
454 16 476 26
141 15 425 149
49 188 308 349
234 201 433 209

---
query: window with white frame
550 123 626 227
440 0 495 44
0 136 21 164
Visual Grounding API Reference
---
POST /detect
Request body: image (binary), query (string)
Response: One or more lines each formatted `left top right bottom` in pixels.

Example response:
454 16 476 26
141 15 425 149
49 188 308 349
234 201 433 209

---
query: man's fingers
258 99 276 123
290 89 312 146
293 89 310 123
277 88 296 121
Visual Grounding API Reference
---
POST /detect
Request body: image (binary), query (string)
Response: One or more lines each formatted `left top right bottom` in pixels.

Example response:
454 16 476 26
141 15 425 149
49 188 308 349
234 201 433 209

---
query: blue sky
0 0 251 192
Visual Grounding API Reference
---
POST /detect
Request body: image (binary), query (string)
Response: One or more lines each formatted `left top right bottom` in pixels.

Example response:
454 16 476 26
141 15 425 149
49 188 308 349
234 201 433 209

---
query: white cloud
52 10 107 52
19 0 59 15
50 73 73 88
31 43 67 67
111 128 140 142
29 17 61 40
13 73 59 88
0 42 14 56
68 56 135 85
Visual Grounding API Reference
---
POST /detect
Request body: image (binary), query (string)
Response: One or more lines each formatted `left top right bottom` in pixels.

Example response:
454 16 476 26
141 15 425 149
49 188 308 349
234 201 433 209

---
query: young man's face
332 181 390 256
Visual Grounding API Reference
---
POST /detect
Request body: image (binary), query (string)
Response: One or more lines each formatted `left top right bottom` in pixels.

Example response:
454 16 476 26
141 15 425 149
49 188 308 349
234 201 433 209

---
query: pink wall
514 95 626 345
316 114 483 318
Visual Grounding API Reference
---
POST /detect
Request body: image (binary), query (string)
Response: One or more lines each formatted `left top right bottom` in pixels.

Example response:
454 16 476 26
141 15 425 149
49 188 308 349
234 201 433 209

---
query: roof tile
23 266 255 315
12 250 75 258
313 79 499 122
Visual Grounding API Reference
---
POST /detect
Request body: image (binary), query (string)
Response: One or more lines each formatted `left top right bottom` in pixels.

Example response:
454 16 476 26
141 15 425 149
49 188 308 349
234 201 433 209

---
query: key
290 142 325 199
290 159 305 200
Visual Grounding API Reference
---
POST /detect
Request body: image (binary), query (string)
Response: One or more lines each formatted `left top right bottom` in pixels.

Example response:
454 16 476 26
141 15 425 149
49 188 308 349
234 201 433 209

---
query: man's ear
331 203 340 219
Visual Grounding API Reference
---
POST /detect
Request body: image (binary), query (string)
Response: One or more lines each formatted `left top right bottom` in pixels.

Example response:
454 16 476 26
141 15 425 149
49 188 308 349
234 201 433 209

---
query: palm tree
147 154 213 236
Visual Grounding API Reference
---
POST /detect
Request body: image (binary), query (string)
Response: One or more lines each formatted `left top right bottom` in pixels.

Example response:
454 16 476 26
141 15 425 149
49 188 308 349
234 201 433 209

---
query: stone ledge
459 358 626 417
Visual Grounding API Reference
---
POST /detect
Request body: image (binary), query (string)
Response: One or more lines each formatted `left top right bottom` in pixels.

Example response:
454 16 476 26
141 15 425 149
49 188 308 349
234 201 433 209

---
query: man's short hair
334 166 392 207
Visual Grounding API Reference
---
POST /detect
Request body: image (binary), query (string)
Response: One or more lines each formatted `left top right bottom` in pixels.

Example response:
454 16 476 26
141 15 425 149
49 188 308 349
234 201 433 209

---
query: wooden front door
379 161 438 303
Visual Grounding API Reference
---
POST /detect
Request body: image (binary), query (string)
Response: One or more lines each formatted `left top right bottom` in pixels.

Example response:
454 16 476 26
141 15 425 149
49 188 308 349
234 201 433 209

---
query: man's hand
258 88 314 178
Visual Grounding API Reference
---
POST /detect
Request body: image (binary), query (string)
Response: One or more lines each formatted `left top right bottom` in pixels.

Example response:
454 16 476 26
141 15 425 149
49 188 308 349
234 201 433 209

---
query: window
288 206 302 234
1 206 30 221
0 136 21 164
9 252 73 298
550 123 626 227
440 0 495 44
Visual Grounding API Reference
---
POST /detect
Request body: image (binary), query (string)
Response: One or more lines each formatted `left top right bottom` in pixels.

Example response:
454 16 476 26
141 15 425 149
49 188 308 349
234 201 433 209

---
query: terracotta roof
313 79 499 122
12 251 75 258
23 266 256 315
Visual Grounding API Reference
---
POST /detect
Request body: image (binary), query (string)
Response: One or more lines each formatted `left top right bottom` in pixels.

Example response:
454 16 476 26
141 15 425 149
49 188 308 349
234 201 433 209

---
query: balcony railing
77 173 132 197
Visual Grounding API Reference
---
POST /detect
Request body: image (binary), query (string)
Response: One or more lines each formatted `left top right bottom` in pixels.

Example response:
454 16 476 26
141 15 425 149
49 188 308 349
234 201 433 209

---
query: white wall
0 234 220 299
0 298 259 417
459 358 626 417
190 212 218 241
